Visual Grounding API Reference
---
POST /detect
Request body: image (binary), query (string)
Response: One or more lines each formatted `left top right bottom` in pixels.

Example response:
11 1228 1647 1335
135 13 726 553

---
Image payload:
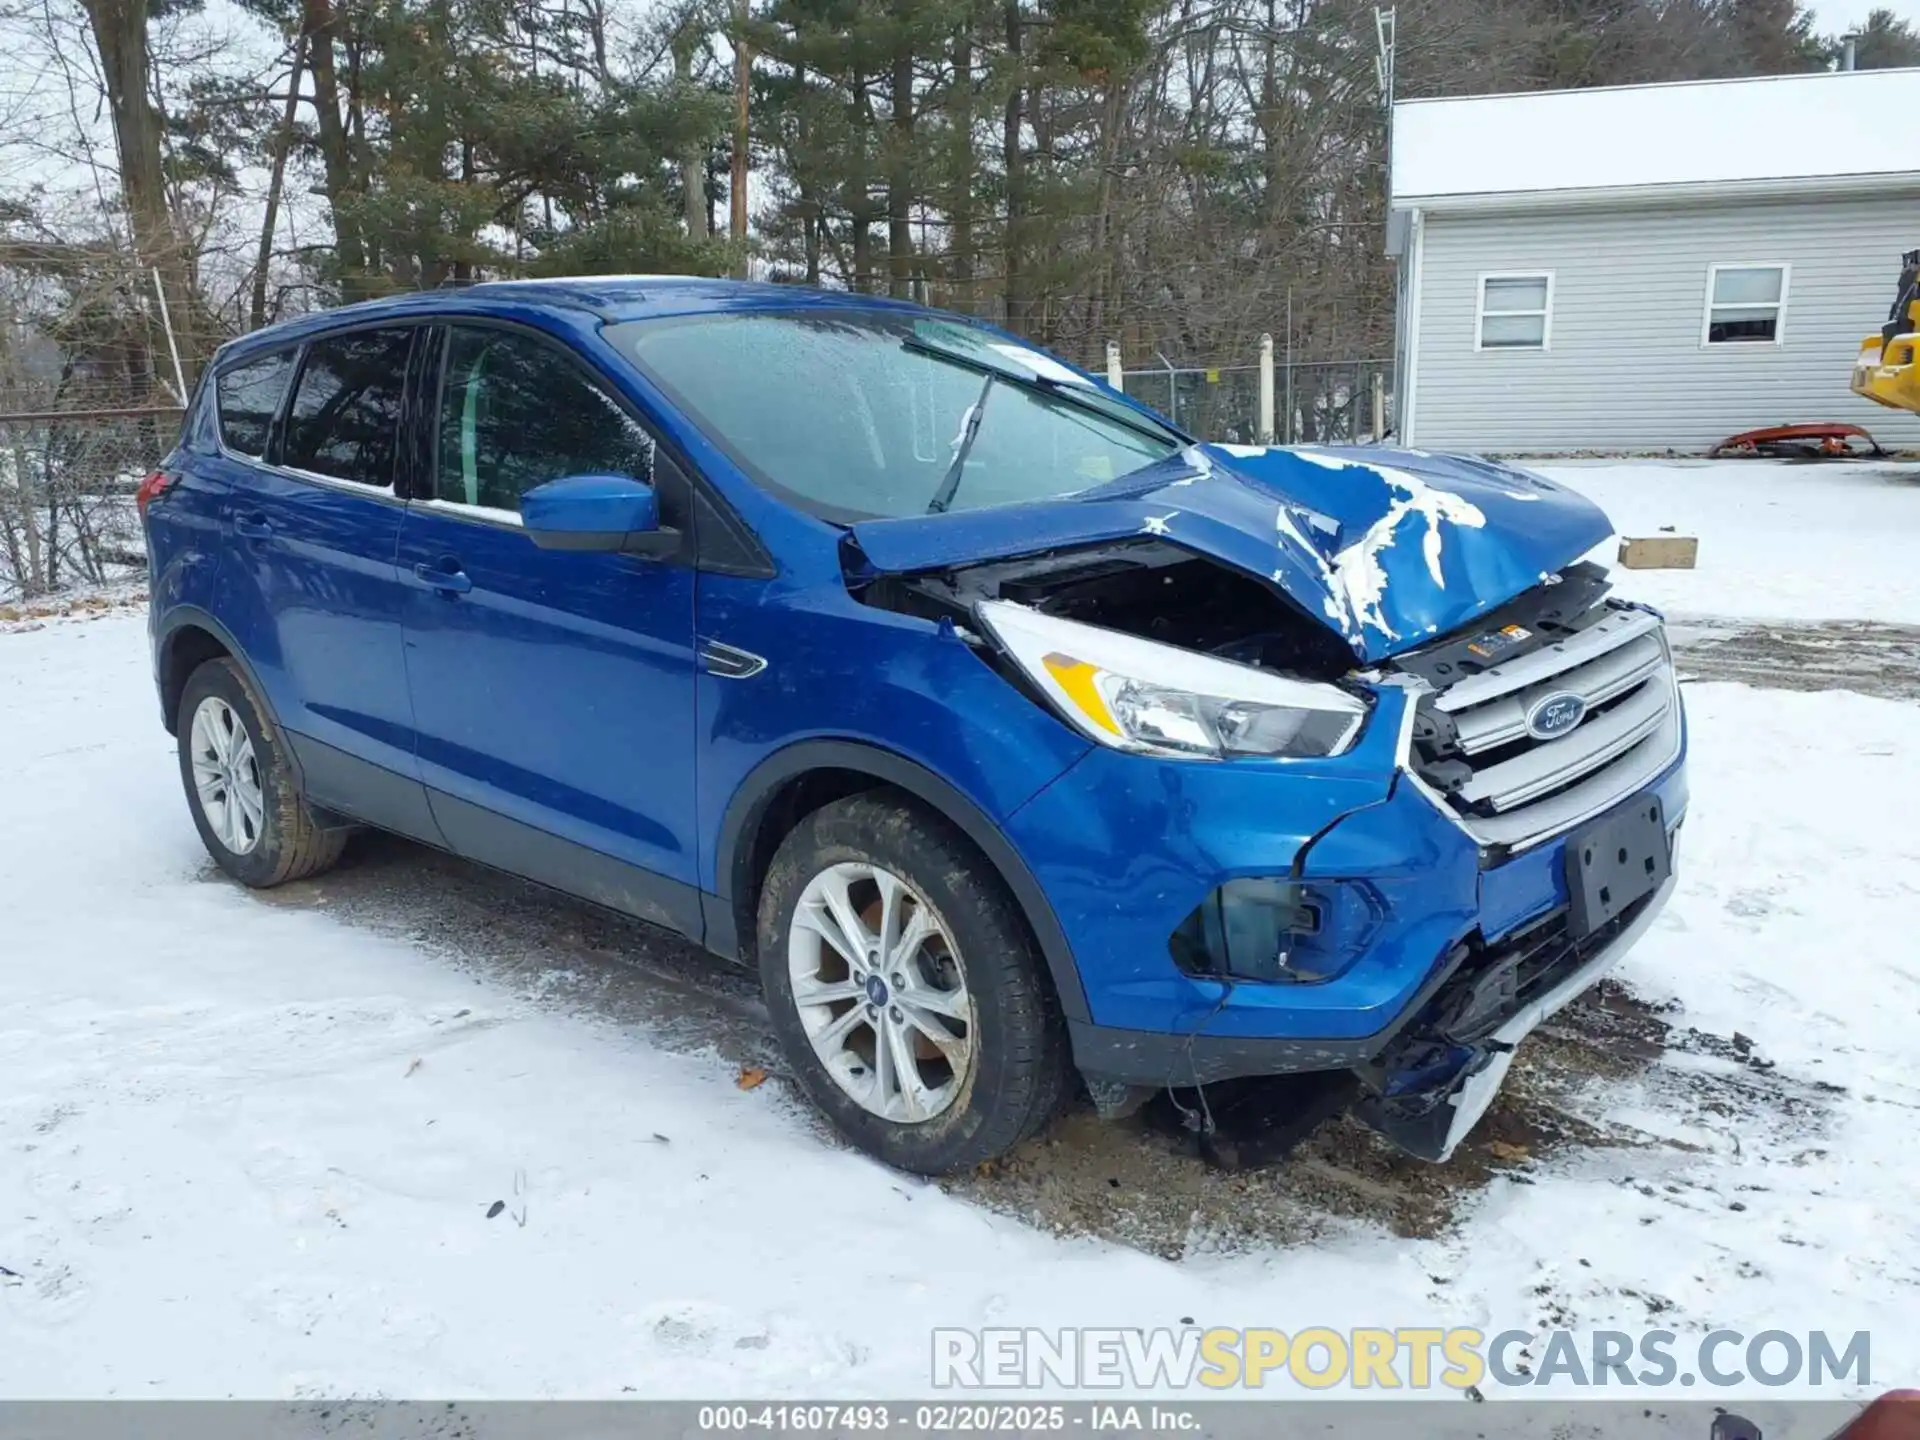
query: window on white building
1703 264 1789 345
1476 274 1552 351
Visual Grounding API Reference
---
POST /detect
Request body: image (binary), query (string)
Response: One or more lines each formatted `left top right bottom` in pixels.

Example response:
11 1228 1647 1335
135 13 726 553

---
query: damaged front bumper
1006 666 1688 1163
1355 866 1678 1163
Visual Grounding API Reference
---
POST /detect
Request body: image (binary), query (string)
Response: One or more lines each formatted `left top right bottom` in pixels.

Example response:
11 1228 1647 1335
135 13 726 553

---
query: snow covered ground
1539 459 1920 624
3 461 1919 1407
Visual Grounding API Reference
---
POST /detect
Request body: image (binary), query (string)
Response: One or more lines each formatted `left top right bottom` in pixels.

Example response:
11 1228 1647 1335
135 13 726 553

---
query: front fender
708 736 1092 1024
695 570 1094 1020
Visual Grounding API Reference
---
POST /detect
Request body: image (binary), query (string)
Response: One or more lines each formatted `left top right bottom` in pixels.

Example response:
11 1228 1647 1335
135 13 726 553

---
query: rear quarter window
215 350 296 458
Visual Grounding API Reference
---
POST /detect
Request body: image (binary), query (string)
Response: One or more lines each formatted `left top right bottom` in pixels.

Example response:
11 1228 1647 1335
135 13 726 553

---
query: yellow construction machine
1852 248 1920 417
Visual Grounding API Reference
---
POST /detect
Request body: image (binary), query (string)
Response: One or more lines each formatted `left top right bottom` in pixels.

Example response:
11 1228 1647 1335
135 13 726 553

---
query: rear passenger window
216 351 294 457
282 328 415 488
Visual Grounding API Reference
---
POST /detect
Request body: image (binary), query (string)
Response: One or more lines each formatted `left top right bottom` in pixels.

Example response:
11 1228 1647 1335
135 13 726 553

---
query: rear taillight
135 470 175 517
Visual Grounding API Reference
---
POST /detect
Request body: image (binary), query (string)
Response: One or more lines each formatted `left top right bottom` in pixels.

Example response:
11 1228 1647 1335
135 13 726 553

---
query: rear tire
176 658 348 888
757 793 1070 1174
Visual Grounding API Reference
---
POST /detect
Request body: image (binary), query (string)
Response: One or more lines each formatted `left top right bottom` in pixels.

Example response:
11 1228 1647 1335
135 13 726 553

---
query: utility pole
1374 7 1396 194
1284 285 1294 446
731 0 751 275
1376 7 1402 443
1258 333 1275 444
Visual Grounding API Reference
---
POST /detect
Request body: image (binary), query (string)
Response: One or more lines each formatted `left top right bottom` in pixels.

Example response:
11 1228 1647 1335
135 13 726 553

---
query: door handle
413 560 472 595
234 514 274 541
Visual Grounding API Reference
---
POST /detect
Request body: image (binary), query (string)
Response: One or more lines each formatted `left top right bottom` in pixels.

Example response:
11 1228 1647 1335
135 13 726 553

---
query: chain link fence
0 407 176 602
1120 358 1395 446
0 240 218 603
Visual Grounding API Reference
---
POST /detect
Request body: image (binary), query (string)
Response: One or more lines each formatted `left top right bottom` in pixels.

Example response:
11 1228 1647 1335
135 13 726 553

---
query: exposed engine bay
849 537 1621 719
1387 560 1614 691
849 537 1360 681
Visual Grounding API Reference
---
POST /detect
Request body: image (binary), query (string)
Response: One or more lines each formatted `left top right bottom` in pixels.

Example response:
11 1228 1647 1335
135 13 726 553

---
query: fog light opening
1169 878 1368 984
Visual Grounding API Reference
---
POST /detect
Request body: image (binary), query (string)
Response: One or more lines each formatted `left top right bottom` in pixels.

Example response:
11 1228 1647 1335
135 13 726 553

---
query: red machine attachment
1708 422 1887 459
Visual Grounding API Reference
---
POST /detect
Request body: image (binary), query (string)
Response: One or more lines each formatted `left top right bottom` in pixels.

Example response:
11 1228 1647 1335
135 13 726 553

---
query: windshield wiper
927 372 995 514
901 334 1185 448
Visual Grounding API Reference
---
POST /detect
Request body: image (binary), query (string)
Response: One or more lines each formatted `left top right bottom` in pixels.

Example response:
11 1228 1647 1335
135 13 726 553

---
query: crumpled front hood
1208 444 1614 657
845 444 1612 663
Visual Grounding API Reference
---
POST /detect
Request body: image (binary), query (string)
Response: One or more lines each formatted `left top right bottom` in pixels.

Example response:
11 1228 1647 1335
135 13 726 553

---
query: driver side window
435 326 656 512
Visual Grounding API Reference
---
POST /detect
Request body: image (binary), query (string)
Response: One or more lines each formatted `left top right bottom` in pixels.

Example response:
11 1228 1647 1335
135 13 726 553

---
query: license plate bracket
1566 796 1670 937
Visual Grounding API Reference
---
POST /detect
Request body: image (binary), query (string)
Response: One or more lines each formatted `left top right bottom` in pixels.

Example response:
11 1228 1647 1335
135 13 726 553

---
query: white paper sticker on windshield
987 344 1093 386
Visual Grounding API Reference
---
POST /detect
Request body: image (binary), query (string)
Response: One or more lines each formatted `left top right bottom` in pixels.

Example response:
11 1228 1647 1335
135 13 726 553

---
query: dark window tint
216 351 295 457
434 326 655 510
283 328 415 487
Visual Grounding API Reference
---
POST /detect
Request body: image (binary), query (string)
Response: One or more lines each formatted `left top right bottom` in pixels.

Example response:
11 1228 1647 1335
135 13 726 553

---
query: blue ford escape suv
141 277 1686 1174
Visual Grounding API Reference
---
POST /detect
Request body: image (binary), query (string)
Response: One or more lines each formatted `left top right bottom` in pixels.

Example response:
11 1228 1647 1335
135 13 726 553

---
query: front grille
1406 596 1681 852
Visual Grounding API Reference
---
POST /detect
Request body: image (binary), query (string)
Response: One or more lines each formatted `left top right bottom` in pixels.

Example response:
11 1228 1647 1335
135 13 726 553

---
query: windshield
614 310 1182 522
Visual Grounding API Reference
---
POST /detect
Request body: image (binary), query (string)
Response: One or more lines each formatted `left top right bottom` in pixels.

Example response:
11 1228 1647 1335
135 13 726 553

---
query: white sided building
1389 67 1920 453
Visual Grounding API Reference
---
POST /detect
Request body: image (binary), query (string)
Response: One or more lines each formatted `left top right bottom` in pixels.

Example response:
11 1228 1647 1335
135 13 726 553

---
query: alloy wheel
188 695 265 856
787 861 975 1123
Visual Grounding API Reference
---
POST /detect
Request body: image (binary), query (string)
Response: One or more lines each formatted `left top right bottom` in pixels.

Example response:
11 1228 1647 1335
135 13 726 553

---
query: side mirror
520 474 676 555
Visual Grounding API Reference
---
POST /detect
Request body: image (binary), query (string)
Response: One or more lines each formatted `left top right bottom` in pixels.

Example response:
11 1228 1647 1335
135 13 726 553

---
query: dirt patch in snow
253 831 1839 1262
936 977 1838 1257
0 582 147 632
1670 618 1920 702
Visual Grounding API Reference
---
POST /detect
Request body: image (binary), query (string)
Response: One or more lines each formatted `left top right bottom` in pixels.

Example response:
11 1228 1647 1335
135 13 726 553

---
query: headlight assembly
977 600 1367 760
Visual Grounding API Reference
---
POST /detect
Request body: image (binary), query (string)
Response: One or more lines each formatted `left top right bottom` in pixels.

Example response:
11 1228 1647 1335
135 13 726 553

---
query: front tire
176 658 347 888
757 794 1069 1174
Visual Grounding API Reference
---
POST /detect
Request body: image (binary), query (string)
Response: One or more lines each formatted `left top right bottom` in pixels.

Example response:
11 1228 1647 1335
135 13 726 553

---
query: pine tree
1846 7 1920 69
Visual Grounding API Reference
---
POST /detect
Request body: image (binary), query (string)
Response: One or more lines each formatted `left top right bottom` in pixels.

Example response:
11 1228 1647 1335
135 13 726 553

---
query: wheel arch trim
710 739 1090 1025
155 608 295 775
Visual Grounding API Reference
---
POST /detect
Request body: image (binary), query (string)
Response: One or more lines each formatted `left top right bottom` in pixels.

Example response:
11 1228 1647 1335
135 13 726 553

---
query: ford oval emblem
1526 691 1588 740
